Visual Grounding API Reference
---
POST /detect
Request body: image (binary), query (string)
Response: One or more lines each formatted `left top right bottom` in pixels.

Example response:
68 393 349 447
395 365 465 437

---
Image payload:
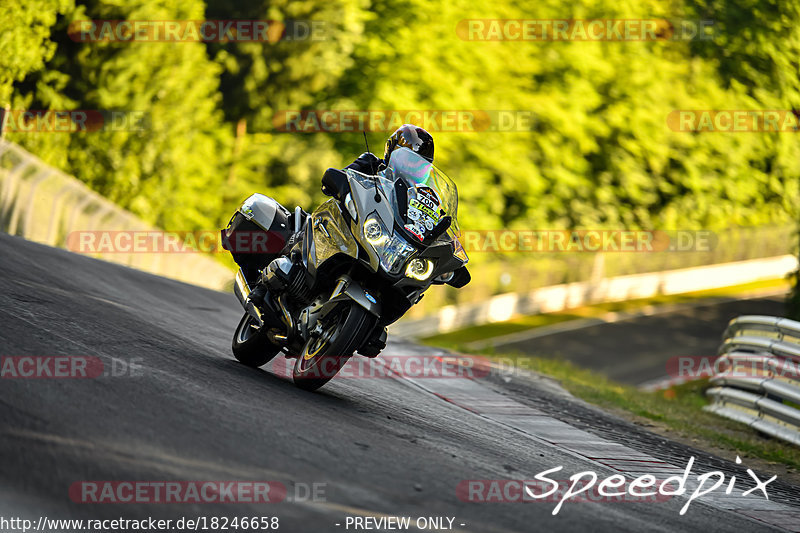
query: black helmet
384 124 434 163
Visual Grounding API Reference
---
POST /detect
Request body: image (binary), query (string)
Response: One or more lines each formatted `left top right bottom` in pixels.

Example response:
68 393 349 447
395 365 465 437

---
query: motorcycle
221 147 471 390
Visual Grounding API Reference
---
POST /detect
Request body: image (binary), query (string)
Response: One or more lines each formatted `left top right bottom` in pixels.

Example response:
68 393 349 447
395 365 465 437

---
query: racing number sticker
405 186 442 239
416 186 440 210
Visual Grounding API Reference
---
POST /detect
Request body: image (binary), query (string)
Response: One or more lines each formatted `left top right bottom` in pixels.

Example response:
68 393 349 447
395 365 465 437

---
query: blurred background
1 0 799 318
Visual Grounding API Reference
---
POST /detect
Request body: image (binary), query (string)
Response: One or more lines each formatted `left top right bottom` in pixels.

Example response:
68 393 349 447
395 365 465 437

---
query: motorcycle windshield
383 147 460 243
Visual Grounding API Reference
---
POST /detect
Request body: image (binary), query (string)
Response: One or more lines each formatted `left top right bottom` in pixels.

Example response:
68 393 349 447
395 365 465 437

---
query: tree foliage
0 0 70 108
3 0 799 248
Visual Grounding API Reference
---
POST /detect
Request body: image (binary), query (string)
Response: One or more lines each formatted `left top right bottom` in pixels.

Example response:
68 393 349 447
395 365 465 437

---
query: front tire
232 312 280 368
293 303 375 391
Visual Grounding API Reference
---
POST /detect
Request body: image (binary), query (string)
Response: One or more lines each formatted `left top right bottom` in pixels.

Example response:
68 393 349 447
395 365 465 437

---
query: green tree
4 0 799 298
204 0 370 211
9 0 232 231
0 0 71 110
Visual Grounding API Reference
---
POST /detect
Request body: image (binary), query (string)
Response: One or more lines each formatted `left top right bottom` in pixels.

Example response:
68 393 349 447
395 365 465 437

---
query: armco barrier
705 315 800 446
0 139 232 290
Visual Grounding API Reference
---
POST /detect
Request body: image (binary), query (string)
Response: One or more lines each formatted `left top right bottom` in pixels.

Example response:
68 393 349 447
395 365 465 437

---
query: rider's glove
322 152 383 199
346 152 382 175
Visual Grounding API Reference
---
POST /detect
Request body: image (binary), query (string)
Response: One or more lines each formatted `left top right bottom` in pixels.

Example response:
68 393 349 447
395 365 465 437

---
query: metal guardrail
705 315 800 446
0 139 233 290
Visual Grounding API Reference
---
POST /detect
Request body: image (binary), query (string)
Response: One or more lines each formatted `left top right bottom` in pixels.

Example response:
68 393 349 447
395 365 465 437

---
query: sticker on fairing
416 186 440 210
409 199 439 222
410 199 437 219
404 223 424 241
406 196 442 240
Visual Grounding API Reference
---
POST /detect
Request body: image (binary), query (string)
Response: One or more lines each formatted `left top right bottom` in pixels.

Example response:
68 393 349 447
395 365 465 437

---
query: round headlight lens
406 258 434 280
364 219 386 245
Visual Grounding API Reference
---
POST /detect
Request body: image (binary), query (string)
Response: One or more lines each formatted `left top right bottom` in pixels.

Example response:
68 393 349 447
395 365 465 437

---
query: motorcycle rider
320 124 434 201
247 124 436 307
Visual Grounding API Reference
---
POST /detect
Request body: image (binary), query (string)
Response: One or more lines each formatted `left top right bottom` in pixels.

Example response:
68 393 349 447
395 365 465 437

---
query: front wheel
293 303 375 391
232 312 280 368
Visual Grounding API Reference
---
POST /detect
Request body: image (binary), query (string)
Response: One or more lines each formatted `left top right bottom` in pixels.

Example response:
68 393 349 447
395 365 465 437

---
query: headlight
406 258 434 280
364 218 387 245
363 214 414 274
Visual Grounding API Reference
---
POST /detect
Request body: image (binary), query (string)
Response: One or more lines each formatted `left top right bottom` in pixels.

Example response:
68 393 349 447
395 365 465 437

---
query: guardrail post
8 167 52 236
21 169 54 238
0 159 31 227
46 182 79 246
65 195 95 237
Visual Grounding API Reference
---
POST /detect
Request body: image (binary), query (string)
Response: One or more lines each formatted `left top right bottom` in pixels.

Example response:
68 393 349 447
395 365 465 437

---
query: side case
222 193 293 279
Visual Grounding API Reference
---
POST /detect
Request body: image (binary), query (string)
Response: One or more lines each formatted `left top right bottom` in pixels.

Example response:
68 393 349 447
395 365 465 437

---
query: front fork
235 267 383 355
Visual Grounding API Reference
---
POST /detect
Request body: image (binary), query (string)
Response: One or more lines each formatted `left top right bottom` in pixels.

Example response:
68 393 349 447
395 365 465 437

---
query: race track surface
1 233 799 532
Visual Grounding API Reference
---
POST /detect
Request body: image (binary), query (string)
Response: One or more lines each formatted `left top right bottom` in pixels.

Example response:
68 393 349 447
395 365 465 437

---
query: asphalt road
492 297 787 386
1 233 798 532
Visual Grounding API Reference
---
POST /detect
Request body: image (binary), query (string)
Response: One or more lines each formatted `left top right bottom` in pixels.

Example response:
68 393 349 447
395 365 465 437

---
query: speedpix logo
458 456 775 516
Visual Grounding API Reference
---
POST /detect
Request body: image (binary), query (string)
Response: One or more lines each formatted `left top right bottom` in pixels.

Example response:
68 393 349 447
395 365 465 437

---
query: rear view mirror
447 266 470 288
